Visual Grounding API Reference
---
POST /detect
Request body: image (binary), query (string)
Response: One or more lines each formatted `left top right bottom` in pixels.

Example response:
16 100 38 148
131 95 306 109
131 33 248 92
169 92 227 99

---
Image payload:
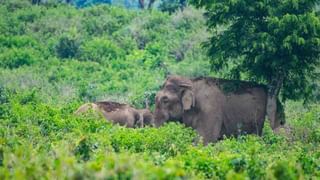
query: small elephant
154 76 285 144
135 108 154 127
74 101 154 128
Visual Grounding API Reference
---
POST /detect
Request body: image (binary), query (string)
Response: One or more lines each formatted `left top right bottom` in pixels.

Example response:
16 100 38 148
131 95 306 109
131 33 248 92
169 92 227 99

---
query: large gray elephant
75 101 154 128
154 76 285 144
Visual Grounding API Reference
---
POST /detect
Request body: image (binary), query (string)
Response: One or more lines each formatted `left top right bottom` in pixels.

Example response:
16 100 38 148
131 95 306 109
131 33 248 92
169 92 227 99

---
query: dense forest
0 0 319 179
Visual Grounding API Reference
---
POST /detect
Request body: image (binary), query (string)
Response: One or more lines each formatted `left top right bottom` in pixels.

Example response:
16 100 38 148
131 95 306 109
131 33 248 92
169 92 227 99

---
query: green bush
55 34 81 59
110 123 196 156
81 5 134 36
0 35 39 49
0 92 320 179
267 160 301 180
0 1 319 179
159 0 187 14
79 37 124 63
2 0 31 12
0 48 38 69
289 105 320 143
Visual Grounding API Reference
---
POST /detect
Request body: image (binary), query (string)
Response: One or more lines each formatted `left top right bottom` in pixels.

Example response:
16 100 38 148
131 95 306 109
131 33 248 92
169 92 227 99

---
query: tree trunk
266 75 284 130
138 0 144 9
144 98 149 109
31 0 40 5
179 0 187 11
148 0 155 9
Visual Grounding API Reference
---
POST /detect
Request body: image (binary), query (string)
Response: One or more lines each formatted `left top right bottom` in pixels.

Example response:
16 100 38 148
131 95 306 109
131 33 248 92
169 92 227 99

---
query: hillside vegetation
0 1 319 179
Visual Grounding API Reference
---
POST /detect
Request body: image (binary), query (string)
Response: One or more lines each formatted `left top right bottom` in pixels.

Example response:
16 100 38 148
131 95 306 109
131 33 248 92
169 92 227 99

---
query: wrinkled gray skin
154 76 285 144
75 101 154 128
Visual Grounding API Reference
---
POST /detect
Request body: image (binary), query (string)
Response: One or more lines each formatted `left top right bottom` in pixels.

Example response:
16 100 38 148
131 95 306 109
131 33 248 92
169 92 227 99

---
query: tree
138 0 144 8
191 0 320 128
74 0 111 7
138 0 155 9
31 0 41 4
159 0 187 13
30 0 73 5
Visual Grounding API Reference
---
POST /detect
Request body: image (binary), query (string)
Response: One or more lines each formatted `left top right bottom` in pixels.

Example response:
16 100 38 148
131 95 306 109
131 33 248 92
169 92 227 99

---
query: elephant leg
126 116 135 128
134 113 144 128
210 117 223 143
196 114 223 144
133 111 143 128
139 113 144 127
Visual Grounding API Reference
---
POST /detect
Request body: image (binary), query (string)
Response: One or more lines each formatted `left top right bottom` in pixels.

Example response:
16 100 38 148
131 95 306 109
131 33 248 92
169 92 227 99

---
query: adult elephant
154 76 285 144
75 101 154 128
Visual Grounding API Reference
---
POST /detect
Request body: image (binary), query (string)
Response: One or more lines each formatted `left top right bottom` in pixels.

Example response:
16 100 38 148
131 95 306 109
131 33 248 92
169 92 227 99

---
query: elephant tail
74 103 98 115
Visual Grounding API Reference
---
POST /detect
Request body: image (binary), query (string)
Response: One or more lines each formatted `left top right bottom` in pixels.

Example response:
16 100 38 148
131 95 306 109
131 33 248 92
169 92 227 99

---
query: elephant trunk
154 108 169 127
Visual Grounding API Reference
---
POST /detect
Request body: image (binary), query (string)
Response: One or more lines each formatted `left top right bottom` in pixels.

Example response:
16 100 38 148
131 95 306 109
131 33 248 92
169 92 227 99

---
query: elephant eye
161 97 169 104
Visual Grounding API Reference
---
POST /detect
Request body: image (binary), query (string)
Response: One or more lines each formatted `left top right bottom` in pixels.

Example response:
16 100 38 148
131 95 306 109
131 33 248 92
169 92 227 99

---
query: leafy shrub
15 6 42 23
2 0 31 12
79 37 124 62
112 32 138 54
159 0 187 14
75 0 112 8
125 11 171 49
0 86 9 105
298 150 319 176
287 104 320 143
267 160 300 180
0 48 38 69
0 2 319 179
170 6 205 30
55 34 81 59
1 91 320 179
0 35 39 49
0 87 10 119
110 123 197 156
81 5 134 35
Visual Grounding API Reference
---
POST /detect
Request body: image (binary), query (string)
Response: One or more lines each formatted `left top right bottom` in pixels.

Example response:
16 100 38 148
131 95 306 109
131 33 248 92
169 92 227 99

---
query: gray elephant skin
154 76 285 144
75 101 154 128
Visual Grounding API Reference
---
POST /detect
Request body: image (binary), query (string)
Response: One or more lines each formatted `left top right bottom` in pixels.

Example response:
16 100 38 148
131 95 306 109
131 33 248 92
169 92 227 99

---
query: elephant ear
181 89 194 111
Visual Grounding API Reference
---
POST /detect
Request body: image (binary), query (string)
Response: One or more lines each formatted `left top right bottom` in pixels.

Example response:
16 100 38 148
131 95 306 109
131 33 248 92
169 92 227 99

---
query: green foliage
1 0 32 12
0 35 43 69
159 0 187 14
79 37 124 63
0 48 38 69
81 5 135 36
0 2 210 105
74 0 112 8
289 105 320 143
110 123 196 155
0 35 39 49
55 33 81 59
191 0 320 101
1 91 320 179
0 1 320 179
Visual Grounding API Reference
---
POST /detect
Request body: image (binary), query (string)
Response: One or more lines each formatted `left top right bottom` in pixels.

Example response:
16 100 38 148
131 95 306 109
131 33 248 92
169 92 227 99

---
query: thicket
0 0 211 106
0 1 319 179
0 90 319 179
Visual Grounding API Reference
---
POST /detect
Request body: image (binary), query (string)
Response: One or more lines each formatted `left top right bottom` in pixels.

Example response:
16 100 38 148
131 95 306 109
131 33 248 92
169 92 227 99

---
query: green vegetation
1 92 319 179
0 0 211 105
0 0 319 179
191 0 320 103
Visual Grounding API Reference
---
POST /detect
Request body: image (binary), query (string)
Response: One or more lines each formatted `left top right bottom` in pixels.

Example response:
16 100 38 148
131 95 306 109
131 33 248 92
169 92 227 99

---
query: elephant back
192 77 267 95
95 101 128 112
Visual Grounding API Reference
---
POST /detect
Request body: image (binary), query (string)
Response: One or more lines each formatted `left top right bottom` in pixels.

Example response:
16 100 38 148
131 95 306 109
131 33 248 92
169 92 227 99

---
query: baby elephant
74 101 154 128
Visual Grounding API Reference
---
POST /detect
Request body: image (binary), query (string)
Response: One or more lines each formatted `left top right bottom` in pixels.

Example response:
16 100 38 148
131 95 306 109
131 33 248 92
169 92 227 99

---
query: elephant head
154 76 195 127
